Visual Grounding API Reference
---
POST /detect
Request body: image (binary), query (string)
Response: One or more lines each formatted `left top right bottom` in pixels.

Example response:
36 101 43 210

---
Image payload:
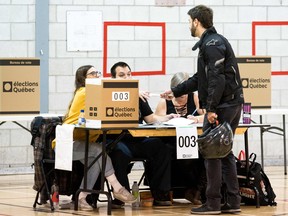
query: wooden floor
0 166 287 216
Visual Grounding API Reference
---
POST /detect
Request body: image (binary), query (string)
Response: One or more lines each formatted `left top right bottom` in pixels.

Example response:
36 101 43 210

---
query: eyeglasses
87 71 102 77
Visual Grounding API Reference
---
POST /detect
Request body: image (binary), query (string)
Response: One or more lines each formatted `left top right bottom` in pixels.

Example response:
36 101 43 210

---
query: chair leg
138 171 146 186
40 161 54 211
97 179 113 203
33 163 55 210
33 183 45 208
137 160 150 191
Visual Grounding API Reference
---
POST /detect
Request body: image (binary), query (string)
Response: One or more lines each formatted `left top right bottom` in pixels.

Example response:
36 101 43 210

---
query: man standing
162 5 244 215
108 61 177 207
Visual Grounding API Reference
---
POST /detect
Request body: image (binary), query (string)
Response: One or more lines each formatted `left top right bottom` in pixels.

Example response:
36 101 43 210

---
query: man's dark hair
187 5 213 29
110 61 131 78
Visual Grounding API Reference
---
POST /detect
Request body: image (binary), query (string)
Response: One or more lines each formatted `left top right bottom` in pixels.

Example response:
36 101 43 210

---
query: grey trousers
73 140 114 190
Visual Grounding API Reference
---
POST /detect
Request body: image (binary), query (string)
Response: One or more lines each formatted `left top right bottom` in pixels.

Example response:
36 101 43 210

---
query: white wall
1 0 288 172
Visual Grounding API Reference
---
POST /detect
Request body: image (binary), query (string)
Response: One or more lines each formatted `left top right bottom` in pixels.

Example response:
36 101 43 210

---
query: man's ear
193 18 199 26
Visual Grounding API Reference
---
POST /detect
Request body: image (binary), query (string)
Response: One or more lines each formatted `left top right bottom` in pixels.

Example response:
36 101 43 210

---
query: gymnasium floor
0 166 287 216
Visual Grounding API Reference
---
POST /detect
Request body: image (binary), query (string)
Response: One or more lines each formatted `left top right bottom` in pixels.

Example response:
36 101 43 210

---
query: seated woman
155 71 205 122
61 65 136 209
155 72 206 205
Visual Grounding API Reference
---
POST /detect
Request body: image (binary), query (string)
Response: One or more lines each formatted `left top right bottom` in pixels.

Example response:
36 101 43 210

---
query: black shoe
152 190 172 206
191 204 221 215
153 199 172 206
111 199 124 209
221 203 241 213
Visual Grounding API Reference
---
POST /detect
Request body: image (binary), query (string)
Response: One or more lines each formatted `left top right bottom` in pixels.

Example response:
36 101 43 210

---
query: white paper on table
176 126 199 159
55 124 75 171
163 117 195 126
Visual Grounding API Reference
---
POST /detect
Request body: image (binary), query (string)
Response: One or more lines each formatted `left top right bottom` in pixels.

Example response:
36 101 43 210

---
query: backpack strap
249 153 257 163
260 168 277 206
238 150 245 160
248 153 257 173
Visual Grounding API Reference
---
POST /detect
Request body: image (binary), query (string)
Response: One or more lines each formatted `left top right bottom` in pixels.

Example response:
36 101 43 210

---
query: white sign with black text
176 126 198 159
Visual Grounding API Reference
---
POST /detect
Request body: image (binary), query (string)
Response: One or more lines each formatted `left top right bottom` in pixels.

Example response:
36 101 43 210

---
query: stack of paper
163 117 195 126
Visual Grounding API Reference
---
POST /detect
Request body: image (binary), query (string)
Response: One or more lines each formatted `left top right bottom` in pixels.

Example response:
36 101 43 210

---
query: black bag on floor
236 153 277 206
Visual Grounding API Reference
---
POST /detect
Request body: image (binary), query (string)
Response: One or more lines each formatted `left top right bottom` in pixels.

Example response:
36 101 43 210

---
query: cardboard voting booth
85 79 139 128
237 56 271 109
0 58 40 114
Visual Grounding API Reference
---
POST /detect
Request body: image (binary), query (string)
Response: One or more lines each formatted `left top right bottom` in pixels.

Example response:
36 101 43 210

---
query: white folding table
251 108 288 175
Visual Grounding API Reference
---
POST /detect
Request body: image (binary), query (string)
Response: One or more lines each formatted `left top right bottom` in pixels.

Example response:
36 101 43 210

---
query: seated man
108 61 179 208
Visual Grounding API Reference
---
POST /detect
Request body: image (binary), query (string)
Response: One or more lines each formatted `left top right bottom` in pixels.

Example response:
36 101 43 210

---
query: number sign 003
176 126 198 159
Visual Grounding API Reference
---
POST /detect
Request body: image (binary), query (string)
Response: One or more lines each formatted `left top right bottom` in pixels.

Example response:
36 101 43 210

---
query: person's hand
167 113 180 119
160 90 174 100
207 112 218 124
139 91 150 102
187 115 200 123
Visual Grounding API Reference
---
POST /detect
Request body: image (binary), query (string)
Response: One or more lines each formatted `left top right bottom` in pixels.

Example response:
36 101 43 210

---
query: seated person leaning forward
59 65 136 209
155 71 206 205
107 61 179 208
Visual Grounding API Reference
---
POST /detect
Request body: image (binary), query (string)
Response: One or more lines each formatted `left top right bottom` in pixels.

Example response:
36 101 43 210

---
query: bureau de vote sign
0 58 40 115
237 56 271 109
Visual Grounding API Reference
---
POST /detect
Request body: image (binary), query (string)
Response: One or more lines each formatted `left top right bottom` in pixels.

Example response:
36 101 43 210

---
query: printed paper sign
176 126 198 159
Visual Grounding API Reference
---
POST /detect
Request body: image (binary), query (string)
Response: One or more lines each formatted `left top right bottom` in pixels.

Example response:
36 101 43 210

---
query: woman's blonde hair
170 72 189 88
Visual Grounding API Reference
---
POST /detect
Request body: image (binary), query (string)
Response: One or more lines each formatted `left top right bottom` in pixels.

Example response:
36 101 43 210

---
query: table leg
101 130 111 215
74 129 112 214
244 129 249 178
12 121 31 133
101 130 107 190
84 130 89 188
1 121 31 133
259 115 264 170
283 115 287 175
244 129 260 208
258 114 287 175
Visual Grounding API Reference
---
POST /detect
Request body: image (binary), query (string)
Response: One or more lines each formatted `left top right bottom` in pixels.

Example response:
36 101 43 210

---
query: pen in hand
187 109 199 123
191 108 197 116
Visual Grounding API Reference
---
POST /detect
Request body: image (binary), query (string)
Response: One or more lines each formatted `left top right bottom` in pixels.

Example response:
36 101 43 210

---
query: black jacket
172 27 244 113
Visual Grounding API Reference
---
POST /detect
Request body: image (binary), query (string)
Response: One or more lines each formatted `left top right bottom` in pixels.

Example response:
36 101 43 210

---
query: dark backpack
236 153 277 206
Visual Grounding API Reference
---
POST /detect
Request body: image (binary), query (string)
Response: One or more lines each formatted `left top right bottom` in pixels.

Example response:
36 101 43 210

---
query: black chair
31 116 83 211
128 158 150 190
33 159 84 211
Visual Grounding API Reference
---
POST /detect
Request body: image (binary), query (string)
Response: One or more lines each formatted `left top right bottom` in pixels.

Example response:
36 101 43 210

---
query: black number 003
178 135 197 148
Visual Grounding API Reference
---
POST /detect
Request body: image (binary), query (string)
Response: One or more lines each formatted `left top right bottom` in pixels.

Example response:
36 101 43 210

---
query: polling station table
74 122 270 214
251 109 288 175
